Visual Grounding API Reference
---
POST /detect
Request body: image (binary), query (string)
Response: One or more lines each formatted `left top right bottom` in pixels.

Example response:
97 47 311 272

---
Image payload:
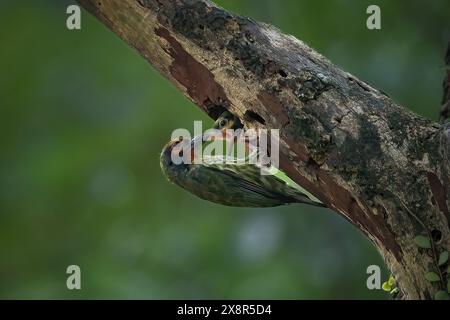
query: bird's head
160 137 189 180
160 135 203 182
213 111 243 130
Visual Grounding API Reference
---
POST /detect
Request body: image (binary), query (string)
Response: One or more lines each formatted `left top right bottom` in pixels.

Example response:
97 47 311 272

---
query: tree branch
77 0 450 299
440 42 450 122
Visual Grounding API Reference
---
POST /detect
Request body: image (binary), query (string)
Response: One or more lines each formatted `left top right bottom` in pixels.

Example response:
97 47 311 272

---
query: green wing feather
192 159 325 207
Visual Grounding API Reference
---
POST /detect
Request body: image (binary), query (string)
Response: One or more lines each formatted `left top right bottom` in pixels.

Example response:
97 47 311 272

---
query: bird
160 136 325 208
213 111 243 130
210 111 248 157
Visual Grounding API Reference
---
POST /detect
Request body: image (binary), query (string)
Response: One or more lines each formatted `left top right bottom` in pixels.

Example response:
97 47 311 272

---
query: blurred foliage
0 0 448 299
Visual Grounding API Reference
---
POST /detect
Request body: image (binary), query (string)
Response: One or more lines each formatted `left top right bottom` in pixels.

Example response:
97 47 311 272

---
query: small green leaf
414 235 431 248
382 281 392 292
425 272 440 282
434 291 450 300
438 251 449 266
387 275 395 286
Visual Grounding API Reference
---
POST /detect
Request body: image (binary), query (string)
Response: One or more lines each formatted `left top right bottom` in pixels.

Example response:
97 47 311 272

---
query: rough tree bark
77 0 450 299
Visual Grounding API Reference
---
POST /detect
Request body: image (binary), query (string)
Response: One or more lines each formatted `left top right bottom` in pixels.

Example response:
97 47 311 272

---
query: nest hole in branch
431 229 442 243
207 105 228 120
244 110 266 125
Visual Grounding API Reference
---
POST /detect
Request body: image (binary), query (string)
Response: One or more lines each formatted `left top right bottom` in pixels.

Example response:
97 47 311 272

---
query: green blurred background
0 0 448 299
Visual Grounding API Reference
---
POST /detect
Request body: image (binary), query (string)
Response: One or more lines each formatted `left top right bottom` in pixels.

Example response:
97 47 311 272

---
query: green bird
213 111 243 130
160 137 325 208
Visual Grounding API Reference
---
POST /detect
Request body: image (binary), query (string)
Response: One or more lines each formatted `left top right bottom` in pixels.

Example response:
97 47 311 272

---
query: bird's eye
219 119 227 127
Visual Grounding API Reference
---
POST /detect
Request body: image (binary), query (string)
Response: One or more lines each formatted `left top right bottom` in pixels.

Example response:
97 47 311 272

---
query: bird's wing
201 159 325 207
203 164 286 202
203 161 301 201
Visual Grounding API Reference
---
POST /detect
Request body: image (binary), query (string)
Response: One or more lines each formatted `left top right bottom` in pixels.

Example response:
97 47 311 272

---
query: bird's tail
287 189 327 207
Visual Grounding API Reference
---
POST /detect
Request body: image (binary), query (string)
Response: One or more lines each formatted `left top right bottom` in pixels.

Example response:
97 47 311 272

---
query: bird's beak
191 134 204 148
201 129 230 143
